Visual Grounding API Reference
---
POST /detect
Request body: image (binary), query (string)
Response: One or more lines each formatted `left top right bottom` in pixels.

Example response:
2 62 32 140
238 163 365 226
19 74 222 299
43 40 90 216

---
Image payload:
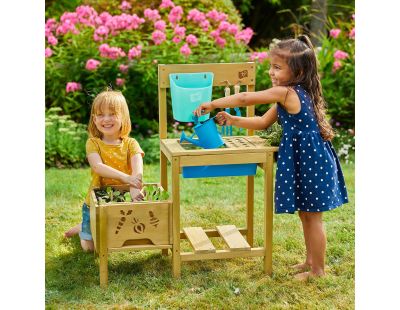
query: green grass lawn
45 163 354 309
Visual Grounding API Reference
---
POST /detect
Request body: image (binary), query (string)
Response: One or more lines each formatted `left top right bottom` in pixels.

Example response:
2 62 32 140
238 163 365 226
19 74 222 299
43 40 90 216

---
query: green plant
331 128 355 164
45 107 88 167
95 187 132 203
95 184 169 204
256 122 283 146
143 184 170 201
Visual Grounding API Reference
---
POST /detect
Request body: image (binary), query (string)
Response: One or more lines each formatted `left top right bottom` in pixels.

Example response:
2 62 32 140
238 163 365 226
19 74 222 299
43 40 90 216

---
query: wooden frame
158 63 278 278
90 184 173 287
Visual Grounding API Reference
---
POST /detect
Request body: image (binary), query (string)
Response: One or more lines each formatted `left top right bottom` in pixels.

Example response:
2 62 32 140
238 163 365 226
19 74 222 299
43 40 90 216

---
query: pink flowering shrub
45 0 249 123
318 13 355 128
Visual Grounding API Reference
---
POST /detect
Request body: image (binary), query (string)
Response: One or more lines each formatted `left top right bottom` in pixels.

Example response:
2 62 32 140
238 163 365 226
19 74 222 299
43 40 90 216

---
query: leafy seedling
95 185 169 204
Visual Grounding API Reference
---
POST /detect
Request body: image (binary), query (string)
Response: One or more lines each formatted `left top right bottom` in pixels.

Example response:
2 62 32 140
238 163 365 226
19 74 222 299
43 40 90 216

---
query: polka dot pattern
274 85 348 214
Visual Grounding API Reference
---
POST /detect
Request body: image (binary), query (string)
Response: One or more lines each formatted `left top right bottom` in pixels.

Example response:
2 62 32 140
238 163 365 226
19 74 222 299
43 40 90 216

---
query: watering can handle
192 114 199 125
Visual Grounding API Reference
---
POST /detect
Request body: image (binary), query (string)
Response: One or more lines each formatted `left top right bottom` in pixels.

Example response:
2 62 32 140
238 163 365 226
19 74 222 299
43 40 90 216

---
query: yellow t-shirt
85 137 145 205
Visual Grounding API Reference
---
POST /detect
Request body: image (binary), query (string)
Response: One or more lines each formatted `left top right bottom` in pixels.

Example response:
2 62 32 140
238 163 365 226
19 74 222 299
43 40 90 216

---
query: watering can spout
180 131 202 147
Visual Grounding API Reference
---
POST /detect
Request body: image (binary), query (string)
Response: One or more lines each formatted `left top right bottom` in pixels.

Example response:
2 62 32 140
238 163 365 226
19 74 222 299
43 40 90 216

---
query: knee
81 239 94 252
303 212 323 224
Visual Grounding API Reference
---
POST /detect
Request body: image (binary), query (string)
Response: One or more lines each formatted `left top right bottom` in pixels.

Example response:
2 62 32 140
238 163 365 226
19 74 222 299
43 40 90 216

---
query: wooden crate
89 183 172 252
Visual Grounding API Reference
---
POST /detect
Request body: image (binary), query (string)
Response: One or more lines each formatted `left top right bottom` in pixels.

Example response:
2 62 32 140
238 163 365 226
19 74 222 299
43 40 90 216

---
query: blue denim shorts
79 203 92 241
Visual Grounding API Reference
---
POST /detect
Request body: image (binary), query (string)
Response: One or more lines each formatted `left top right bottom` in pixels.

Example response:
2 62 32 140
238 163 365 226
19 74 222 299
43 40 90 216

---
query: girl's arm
217 104 278 130
130 153 143 189
87 153 136 186
194 86 288 116
129 153 144 201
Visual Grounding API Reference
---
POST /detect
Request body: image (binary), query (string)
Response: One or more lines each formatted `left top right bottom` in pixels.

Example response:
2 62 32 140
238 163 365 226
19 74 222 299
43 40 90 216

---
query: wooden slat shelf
183 227 216 253
216 225 251 251
180 247 265 262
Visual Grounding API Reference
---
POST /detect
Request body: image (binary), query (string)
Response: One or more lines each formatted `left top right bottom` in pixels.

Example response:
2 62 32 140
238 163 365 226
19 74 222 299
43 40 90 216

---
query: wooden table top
160 135 279 157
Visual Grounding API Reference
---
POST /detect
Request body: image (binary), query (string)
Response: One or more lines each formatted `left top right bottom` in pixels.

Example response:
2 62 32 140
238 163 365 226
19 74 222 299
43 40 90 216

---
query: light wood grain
183 227 216 253
216 225 251 251
181 247 265 261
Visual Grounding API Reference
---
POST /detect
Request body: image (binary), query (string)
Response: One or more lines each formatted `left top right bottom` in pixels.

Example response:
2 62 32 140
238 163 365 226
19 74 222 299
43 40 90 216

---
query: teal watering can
180 116 225 149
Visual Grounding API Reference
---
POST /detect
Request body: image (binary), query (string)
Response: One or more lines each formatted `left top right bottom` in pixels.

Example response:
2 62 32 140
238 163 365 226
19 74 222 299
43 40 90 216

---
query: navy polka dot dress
275 85 348 214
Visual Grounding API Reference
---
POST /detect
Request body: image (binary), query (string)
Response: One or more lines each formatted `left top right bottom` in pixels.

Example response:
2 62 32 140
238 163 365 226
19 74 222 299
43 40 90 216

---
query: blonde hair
270 35 335 141
88 89 131 138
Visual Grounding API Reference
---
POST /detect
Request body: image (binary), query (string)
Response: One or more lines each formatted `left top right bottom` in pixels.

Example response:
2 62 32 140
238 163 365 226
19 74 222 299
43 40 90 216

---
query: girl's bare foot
294 271 325 281
64 224 81 238
290 262 311 272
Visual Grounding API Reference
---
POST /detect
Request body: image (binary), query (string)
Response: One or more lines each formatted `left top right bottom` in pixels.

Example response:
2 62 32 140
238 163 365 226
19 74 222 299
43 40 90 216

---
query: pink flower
128 45 142 59
332 60 342 72
144 8 161 22
47 35 58 46
200 20 210 31
218 21 230 32
235 27 254 45
333 50 349 60
228 24 239 35
153 59 158 64
85 59 100 71
116 78 125 86
75 5 97 26
206 9 227 22
93 26 109 41
187 9 206 23
96 12 112 25
329 28 341 39
45 18 57 37
180 43 191 56
66 82 82 93
186 34 198 46
168 6 183 24
95 25 109 36
119 64 129 73
215 36 226 48
174 25 186 37
250 51 268 63
159 0 175 9
154 20 166 31
127 14 145 30
56 20 79 36
120 1 132 11
349 28 355 40
99 44 126 59
151 30 166 45
210 30 220 39
352 13 355 20
172 36 182 43
45 47 53 58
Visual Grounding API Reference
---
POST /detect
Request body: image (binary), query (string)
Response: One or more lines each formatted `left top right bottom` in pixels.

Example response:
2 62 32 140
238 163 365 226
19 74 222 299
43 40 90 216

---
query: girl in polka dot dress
64 90 145 252
194 35 348 280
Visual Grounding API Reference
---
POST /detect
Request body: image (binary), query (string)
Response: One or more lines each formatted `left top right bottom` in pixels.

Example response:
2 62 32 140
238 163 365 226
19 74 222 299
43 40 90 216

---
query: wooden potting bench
158 62 278 278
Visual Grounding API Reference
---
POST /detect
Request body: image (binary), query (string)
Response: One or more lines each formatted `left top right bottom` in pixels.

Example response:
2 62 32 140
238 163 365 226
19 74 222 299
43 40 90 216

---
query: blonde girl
194 35 348 280
64 90 145 252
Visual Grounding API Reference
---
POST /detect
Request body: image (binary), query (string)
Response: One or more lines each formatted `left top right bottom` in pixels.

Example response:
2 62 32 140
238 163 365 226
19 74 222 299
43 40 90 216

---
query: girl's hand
130 187 144 202
123 173 143 188
193 102 214 117
216 111 235 126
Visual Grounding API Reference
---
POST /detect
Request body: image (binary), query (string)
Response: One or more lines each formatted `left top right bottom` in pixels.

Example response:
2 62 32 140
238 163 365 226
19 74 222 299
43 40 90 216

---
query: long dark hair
269 35 334 141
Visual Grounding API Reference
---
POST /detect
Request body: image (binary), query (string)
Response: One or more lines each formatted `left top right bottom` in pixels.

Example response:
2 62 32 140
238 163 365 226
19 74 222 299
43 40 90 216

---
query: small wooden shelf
183 227 216 253
216 225 251 251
